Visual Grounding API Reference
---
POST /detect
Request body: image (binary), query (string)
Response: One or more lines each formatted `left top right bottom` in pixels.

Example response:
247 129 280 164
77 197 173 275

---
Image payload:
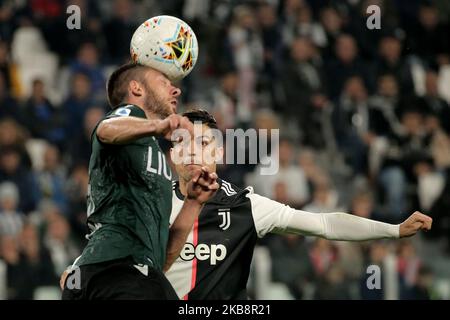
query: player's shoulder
212 179 254 206
91 104 147 145
171 179 254 206
106 104 146 119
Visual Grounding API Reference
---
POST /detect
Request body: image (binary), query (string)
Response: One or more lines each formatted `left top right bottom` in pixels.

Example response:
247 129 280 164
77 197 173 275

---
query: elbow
97 121 115 144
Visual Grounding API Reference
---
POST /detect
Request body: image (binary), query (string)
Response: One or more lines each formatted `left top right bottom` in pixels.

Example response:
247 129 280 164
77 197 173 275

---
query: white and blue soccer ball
130 15 199 81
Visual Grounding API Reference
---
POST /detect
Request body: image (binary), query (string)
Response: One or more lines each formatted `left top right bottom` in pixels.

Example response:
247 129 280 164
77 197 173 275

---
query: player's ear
129 80 143 97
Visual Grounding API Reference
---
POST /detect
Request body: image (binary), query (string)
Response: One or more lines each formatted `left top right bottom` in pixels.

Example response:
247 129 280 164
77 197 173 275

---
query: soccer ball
130 15 198 81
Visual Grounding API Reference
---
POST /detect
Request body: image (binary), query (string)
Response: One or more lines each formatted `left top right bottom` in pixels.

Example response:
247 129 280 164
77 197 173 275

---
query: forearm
97 116 160 144
284 210 399 241
164 199 203 272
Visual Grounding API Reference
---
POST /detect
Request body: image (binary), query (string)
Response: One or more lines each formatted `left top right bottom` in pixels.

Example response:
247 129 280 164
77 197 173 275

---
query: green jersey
76 104 173 270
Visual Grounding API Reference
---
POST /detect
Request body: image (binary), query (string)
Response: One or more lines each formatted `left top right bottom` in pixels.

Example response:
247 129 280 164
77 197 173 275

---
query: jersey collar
173 179 224 202
116 103 147 118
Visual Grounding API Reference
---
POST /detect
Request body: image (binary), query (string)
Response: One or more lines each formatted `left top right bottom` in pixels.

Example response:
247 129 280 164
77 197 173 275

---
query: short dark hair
106 62 149 109
182 109 218 129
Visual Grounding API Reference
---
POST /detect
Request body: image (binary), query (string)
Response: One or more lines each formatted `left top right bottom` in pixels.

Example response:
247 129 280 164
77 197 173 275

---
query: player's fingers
201 167 218 184
191 168 202 183
180 116 194 135
199 167 210 181
208 181 220 190
209 172 218 181
195 175 210 188
414 212 433 230
200 168 218 184
201 166 210 174
412 221 423 230
421 217 432 230
200 167 217 179
168 115 180 131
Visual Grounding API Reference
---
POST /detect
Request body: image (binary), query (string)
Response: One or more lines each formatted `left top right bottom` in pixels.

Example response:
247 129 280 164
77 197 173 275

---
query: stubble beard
143 83 173 119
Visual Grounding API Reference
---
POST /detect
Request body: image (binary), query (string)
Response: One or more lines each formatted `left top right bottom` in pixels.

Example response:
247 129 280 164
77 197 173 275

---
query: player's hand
186 166 219 205
155 114 194 141
59 269 69 290
399 211 432 238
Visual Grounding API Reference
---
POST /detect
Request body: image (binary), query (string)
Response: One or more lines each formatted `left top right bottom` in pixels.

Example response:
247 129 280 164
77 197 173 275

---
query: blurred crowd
0 0 450 299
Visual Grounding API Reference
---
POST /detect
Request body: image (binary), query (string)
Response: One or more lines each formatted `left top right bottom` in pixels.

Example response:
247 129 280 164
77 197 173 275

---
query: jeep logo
179 243 227 265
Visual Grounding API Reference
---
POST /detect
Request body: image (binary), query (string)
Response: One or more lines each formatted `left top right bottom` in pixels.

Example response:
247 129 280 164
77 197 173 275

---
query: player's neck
144 109 163 121
124 99 163 120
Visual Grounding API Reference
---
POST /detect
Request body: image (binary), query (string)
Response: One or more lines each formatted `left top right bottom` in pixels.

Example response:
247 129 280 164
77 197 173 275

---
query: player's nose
171 86 181 98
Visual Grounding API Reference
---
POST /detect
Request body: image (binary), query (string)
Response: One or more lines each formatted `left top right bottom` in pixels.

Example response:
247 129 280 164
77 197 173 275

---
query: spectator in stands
314 263 352 299
418 71 450 135
303 182 339 213
374 34 415 95
350 191 378 220
397 240 422 297
0 3 16 41
0 182 24 237
407 4 449 68
332 76 371 175
319 6 345 59
297 149 329 188
43 214 80 277
0 146 39 213
424 112 450 171
63 72 94 140
14 223 56 299
278 37 329 148
210 71 241 130
326 34 371 99
0 235 21 299
226 5 263 124
413 149 450 249
309 238 339 278
249 138 310 208
104 0 139 64
282 4 327 49
257 3 283 84
69 107 105 167
23 79 65 149
64 164 88 242
35 144 67 212
0 40 20 95
268 234 314 299
368 74 402 138
404 265 437 299
69 42 105 99
378 105 432 222
1 224 56 299
0 73 22 125
0 119 32 169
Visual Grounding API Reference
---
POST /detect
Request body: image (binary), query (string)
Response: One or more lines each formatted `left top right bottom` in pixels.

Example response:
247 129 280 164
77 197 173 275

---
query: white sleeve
246 191 400 240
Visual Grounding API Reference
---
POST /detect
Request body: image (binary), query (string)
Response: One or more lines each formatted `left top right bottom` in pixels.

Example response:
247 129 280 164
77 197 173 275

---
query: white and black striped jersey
166 178 271 300
165 179 400 300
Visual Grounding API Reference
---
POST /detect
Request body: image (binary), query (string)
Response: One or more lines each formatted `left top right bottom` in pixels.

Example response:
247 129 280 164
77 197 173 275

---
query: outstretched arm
247 192 432 240
284 210 431 240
